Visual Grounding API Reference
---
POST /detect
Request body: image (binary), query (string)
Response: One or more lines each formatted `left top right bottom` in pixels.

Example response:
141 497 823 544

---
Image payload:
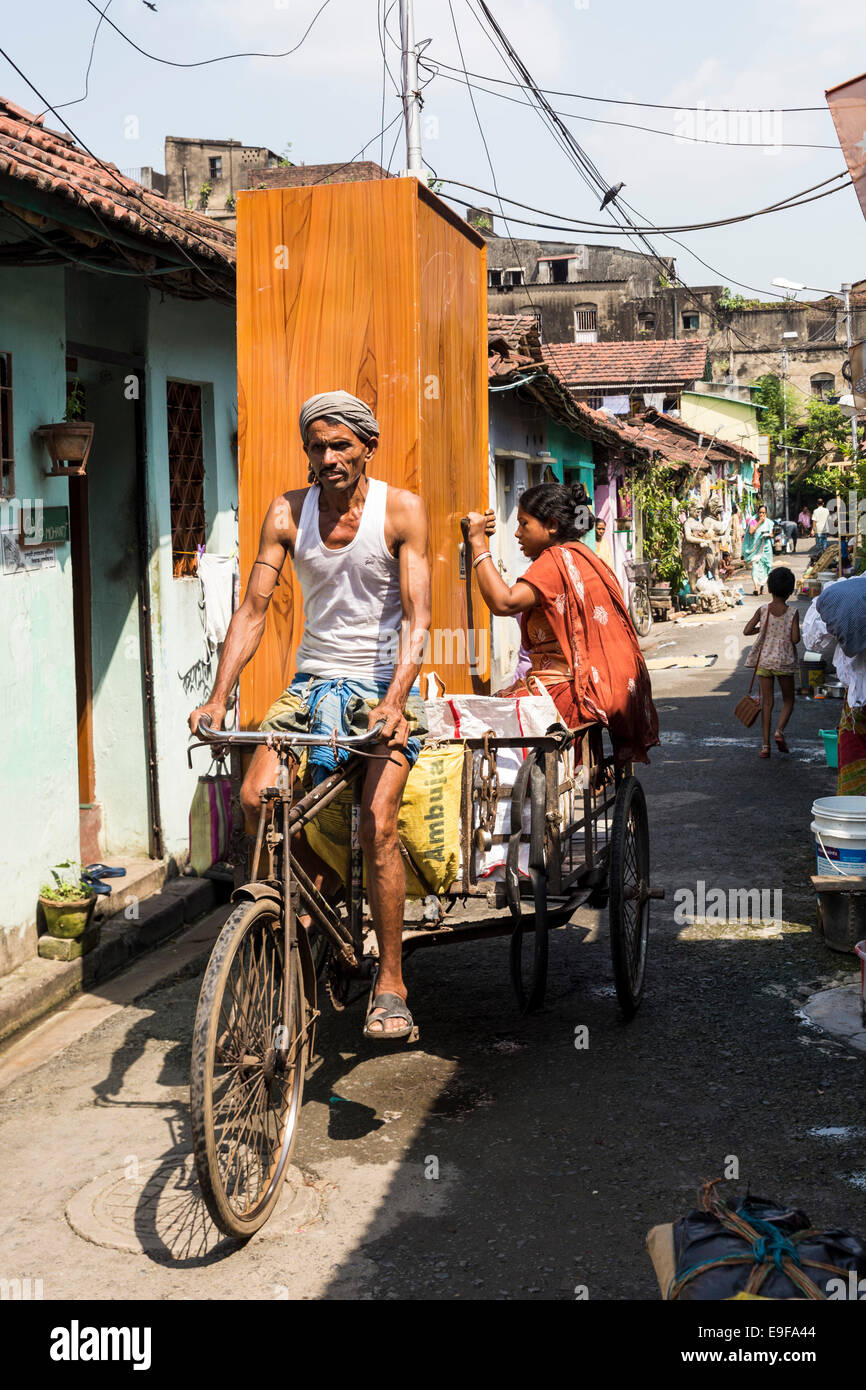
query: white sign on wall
1 533 56 575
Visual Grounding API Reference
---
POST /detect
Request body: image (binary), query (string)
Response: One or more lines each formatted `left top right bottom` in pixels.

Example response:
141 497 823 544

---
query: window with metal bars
0 352 13 497
166 380 205 577
573 306 598 343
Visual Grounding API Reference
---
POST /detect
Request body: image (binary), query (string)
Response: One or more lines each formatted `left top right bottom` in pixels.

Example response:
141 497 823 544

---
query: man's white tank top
293 477 402 682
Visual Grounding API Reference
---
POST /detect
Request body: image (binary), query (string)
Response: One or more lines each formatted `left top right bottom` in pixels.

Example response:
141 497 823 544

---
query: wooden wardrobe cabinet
236 176 489 723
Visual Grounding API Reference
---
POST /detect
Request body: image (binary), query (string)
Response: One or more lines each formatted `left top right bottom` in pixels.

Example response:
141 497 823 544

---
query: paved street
1 565 864 1300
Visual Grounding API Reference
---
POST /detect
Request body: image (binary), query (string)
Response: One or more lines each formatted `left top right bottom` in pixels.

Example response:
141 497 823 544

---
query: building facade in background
163 136 281 224
478 208 865 402
0 99 238 976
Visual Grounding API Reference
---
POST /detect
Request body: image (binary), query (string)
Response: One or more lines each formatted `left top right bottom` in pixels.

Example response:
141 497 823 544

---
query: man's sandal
363 989 418 1043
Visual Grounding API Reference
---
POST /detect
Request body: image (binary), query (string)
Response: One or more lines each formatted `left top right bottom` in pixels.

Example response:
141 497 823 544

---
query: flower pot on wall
35 422 95 476
38 892 97 939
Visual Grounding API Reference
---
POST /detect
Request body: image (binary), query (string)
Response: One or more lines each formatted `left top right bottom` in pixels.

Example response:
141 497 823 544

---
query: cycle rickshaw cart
188 710 662 1239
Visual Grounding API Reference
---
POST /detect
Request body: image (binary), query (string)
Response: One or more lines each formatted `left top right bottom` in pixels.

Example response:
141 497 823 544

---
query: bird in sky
599 182 625 211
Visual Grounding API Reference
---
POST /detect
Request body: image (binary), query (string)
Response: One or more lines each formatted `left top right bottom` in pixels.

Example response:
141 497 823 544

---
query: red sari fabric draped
521 542 660 765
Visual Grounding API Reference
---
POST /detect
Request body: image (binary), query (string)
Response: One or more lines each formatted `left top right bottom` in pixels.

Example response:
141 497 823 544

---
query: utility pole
842 282 859 570
842 282 859 463
781 346 789 523
399 0 425 178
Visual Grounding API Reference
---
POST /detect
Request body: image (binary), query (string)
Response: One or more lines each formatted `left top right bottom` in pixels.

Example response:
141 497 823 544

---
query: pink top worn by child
745 605 797 675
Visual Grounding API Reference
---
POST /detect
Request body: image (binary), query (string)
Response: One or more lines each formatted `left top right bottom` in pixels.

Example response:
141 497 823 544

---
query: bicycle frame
191 716 386 1056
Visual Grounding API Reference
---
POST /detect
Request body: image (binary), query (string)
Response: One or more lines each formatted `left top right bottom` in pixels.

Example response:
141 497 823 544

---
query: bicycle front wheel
629 581 653 638
190 897 306 1239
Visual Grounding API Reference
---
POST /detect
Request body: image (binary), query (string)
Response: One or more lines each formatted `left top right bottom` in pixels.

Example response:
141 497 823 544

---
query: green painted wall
546 419 596 548
145 293 238 855
0 266 78 972
0 260 238 972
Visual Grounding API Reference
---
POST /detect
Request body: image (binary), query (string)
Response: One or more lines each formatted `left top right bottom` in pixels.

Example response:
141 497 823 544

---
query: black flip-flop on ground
363 987 416 1043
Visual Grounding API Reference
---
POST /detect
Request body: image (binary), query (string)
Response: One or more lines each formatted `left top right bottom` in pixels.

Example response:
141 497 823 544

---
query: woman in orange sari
465 482 659 765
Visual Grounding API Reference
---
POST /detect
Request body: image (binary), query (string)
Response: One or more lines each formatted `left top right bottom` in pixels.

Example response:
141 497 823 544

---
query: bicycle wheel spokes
208 916 293 1220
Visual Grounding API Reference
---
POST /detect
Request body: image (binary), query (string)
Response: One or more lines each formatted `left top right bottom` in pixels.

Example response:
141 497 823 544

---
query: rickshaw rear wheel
508 755 549 1014
608 776 651 1019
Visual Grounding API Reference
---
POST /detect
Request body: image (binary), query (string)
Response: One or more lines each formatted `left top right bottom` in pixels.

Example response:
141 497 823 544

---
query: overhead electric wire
80 0 336 68
417 57 830 114
308 109 404 185
386 119 403 174
420 63 838 150
376 1 400 168
463 0 757 335
445 0 542 326
433 171 851 236
0 43 230 296
461 0 814 348
7 0 116 155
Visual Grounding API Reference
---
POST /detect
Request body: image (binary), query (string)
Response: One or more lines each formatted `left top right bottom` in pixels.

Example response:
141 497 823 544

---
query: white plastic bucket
812 797 866 877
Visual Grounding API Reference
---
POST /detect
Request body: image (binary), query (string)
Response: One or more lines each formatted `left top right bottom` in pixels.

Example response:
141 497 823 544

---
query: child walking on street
743 566 800 759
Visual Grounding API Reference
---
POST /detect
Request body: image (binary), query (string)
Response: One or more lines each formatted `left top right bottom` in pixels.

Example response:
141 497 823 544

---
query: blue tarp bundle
816 576 866 657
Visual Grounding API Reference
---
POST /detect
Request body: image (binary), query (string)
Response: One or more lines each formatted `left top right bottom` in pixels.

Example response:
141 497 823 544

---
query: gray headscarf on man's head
298 390 380 446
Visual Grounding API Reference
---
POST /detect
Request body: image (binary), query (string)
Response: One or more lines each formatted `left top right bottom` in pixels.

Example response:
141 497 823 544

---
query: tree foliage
752 373 800 456
626 462 685 590
799 399 851 468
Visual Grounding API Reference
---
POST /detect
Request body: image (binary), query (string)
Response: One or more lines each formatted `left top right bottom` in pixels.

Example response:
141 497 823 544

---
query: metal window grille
167 381 205 577
574 307 597 332
0 352 13 497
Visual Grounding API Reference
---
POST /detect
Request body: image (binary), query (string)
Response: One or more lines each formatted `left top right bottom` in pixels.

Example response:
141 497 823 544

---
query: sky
2 0 866 300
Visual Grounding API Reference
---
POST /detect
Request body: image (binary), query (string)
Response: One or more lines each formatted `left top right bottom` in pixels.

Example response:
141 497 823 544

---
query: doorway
67 349 156 862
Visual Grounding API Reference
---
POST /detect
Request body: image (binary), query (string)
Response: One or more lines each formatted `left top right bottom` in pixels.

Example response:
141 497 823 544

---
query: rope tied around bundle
667 1179 851 1301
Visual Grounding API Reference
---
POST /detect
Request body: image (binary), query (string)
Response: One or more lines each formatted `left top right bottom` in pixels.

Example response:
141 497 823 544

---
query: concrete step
0 876 223 1047
92 857 171 922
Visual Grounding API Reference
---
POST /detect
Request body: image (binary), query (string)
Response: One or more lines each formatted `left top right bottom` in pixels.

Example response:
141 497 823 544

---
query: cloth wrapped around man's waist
259 674 427 783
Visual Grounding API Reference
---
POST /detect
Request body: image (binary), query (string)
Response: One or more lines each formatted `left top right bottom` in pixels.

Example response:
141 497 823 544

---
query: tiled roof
487 313 651 460
487 316 754 471
487 312 540 351
0 97 235 299
542 339 710 388
619 409 756 469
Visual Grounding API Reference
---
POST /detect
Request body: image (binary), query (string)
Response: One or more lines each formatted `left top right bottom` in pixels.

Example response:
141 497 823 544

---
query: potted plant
38 861 97 939
35 379 95 475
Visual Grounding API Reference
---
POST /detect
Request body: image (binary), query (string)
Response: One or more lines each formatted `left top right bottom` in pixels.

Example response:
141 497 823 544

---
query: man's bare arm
372 492 431 742
188 499 291 732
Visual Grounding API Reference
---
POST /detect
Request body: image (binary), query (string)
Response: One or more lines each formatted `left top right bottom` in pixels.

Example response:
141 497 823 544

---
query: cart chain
474 732 500 852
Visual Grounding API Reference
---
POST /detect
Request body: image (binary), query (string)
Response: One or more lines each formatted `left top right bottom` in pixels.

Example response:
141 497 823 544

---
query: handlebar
193 714 388 748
